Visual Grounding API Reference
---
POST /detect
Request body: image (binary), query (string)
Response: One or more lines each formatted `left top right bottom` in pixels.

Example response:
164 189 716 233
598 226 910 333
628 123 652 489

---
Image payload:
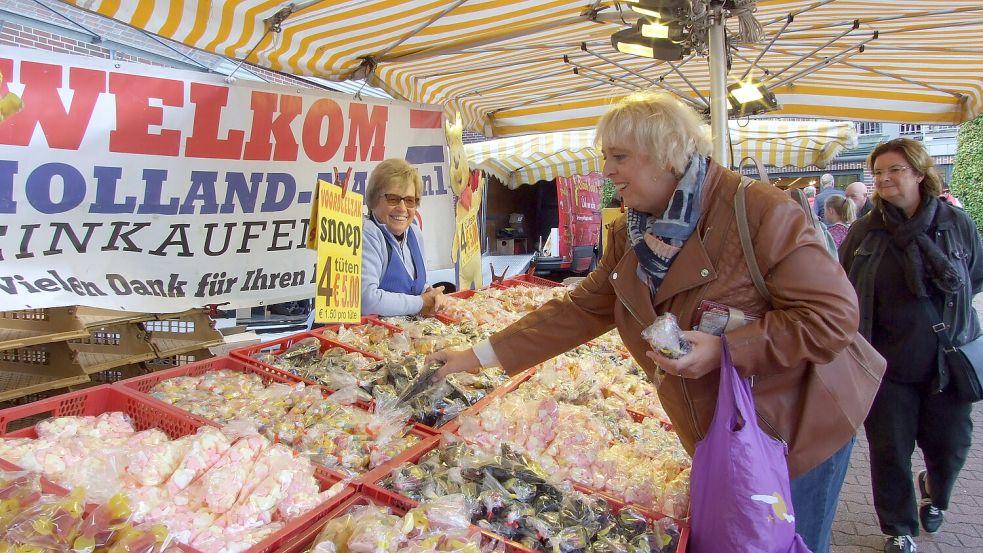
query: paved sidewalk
831 297 983 552
831 407 983 552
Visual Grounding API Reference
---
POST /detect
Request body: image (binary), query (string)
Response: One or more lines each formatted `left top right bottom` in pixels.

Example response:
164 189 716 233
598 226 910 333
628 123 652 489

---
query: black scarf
875 195 962 297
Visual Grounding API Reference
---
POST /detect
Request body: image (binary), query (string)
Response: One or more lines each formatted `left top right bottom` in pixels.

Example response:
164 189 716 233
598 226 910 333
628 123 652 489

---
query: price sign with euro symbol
314 167 363 324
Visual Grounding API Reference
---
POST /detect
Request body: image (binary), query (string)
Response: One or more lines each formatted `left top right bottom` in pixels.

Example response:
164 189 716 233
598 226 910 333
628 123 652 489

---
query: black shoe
917 470 945 533
884 535 917 553
919 503 944 534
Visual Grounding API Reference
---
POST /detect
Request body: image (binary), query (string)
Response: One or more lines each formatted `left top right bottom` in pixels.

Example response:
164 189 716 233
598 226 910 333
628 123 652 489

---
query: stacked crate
0 306 223 402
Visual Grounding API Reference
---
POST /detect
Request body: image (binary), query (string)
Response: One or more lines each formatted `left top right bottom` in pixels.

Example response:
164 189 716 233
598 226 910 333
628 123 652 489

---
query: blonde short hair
595 91 710 175
366 158 424 209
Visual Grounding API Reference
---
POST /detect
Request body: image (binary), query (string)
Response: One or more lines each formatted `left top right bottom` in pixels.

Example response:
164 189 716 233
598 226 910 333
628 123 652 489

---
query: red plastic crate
440 366 537 434
448 288 479 299
308 316 404 339
231 331 384 368
576 486 690 553
0 385 204 439
498 274 564 288
275 486 537 553
362 436 688 553
359 433 441 485
117 352 434 484
0 385 360 553
235 472 355 553
116 355 312 397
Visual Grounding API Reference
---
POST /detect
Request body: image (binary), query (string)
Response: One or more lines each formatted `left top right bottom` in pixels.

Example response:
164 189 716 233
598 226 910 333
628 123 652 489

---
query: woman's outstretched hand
425 348 481 381
646 331 721 379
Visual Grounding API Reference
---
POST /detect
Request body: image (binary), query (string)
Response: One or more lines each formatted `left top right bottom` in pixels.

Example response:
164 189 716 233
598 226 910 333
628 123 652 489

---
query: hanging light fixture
726 79 780 116
611 20 687 60
623 0 690 20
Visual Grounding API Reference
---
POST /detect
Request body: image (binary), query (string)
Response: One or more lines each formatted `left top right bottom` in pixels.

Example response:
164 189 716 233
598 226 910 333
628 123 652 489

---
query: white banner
0 49 453 312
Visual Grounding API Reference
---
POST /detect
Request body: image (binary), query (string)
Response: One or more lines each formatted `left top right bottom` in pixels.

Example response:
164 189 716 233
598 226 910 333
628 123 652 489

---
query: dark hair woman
840 137 983 553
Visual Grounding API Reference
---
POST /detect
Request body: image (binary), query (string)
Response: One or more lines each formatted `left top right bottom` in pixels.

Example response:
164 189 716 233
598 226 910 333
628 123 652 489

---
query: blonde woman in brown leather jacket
428 91 883 553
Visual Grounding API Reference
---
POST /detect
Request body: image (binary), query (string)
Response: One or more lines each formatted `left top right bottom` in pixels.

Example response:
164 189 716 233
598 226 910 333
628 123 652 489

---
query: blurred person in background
940 186 963 208
846 181 874 219
840 138 983 553
804 184 817 209
815 173 846 223
824 195 856 248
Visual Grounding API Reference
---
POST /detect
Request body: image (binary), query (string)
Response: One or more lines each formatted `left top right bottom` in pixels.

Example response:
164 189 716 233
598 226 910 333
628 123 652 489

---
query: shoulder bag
921 300 983 402
733 178 886 435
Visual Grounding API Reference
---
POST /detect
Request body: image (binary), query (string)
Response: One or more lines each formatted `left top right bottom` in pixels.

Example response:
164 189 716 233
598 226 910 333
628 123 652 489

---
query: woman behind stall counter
306 159 445 329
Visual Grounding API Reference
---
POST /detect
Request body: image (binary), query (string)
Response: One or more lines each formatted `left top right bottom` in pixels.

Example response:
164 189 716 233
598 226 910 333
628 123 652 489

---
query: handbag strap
919 298 958 353
739 156 771 185
735 177 772 303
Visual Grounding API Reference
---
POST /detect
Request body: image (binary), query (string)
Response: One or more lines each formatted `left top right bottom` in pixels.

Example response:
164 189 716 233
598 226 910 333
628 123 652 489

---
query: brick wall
0 20 112 59
1 0 320 88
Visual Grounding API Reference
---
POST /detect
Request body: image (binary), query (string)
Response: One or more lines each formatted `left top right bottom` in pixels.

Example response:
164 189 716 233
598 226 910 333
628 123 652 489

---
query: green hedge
602 177 616 208
951 114 983 232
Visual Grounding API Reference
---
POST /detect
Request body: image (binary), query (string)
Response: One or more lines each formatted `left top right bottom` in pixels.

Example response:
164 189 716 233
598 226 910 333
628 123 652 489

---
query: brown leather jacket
490 161 882 477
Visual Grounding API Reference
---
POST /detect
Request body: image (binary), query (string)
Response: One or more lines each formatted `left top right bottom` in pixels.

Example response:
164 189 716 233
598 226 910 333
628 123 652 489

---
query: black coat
840 202 983 385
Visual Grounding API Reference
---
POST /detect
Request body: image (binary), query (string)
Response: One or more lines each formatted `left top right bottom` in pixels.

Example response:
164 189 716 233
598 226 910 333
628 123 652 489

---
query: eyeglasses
872 165 911 180
383 194 420 208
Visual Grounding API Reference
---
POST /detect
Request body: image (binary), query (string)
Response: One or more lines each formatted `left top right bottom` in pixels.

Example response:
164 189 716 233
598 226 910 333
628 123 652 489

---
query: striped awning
468 120 858 187
62 1 983 136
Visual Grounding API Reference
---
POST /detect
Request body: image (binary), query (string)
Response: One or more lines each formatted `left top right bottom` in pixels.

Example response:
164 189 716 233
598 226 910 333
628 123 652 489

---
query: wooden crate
65 322 157 374
0 343 90 402
141 347 214 372
0 308 90 351
70 306 155 328
144 310 223 358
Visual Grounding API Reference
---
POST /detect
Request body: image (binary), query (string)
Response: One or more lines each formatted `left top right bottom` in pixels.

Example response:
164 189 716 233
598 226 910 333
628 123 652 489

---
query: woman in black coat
840 138 983 553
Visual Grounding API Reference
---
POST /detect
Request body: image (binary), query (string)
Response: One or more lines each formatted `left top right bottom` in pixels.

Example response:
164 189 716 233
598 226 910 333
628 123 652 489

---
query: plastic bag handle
714 335 760 433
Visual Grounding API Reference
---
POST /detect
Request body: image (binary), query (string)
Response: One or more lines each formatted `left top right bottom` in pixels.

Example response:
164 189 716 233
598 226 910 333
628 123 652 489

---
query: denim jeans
790 436 856 553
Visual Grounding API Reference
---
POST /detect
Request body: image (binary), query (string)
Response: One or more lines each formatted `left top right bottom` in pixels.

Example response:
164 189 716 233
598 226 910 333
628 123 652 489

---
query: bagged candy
641 314 691 359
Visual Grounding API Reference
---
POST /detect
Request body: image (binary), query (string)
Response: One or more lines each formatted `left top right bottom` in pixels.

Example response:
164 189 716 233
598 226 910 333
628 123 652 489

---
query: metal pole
708 5 730 166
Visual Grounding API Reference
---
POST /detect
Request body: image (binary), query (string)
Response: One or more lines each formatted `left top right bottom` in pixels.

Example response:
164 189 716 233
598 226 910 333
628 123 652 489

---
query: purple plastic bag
689 336 812 553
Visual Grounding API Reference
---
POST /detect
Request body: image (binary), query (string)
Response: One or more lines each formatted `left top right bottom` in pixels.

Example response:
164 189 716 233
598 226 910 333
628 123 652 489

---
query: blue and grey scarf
627 154 708 296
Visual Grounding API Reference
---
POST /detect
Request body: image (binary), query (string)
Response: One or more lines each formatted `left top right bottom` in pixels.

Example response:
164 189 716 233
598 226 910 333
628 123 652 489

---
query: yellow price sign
314 179 363 324
460 211 480 264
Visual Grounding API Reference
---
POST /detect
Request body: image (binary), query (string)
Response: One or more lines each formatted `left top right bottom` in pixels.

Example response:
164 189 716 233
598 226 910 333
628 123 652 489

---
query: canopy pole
708 5 730 166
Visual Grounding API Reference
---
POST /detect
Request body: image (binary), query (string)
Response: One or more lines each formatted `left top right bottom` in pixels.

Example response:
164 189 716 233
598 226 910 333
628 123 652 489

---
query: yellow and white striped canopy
467 120 857 187
64 1 983 136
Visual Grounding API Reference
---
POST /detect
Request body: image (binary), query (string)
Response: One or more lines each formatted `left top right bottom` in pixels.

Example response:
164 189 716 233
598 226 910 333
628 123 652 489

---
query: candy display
144 369 421 476
518 352 668 425
307 495 482 553
380 439 681 553
380 317 495 355
0 414 345 553
479 285 568 315
453 367 690 518
0 278 690 553
0 475 177 553
441 295 523 329
253 331 508 429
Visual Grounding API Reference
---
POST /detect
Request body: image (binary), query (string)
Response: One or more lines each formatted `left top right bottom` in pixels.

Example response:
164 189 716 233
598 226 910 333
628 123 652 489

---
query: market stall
0 277 692 552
